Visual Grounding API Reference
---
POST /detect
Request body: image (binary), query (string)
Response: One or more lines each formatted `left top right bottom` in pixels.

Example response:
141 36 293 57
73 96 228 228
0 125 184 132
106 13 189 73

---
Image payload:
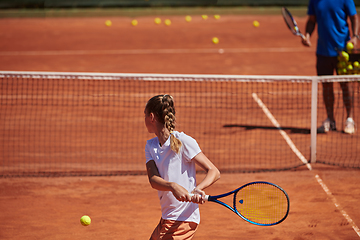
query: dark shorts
316 54 338 76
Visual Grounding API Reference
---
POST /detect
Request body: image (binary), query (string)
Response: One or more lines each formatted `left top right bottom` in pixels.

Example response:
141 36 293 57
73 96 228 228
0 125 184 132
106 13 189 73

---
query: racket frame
281 7 305 40
205 181 290 226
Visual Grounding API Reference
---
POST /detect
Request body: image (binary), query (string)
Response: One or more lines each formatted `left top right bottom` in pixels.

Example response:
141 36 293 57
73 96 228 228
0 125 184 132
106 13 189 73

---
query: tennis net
0 71 359 177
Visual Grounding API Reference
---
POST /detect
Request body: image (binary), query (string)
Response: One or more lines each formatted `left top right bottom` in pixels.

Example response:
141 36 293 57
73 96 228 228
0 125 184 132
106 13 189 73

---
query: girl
144 94 220 240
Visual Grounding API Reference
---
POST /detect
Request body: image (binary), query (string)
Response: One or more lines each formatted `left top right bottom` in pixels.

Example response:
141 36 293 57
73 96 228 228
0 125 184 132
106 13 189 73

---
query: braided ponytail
162 95 182 153
145 94 182 153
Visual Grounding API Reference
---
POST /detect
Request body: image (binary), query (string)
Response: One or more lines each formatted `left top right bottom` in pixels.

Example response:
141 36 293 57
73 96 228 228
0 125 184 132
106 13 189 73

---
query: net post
310 77 318 164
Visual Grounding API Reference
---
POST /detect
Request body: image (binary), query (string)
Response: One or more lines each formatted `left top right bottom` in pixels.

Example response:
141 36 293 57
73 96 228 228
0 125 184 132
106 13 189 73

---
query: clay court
0 8 360 239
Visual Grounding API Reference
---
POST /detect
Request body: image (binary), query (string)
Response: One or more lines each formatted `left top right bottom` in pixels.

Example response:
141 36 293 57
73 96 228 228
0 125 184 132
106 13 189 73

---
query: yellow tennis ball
253 20 260 27
154 17 161 24
185 15 192 22
212 37 219 44
80 215 91 226
346 42 354 52
164 19 171 26
131 19 138 26
105 20 112 27
337 68 344 75
202 15 208 20
214 15 220 20
354 61 360 68
341 51 349 61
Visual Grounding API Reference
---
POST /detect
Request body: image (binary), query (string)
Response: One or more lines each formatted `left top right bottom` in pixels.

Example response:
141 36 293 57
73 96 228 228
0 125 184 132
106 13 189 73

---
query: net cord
0 71 358 83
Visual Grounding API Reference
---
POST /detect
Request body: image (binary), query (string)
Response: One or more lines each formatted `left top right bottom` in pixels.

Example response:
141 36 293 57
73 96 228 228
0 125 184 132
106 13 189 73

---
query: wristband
353 35 360 40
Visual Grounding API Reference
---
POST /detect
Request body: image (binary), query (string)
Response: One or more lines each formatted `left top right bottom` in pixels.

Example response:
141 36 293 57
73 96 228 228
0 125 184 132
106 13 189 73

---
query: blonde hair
145 94 182 153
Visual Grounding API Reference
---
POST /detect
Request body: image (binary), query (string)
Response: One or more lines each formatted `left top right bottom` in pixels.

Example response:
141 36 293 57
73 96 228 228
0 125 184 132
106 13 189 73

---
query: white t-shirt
145 131 202 224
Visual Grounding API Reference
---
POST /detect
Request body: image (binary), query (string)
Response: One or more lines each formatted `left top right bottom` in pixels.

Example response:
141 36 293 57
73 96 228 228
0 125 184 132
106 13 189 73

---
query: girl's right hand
191 188 206 204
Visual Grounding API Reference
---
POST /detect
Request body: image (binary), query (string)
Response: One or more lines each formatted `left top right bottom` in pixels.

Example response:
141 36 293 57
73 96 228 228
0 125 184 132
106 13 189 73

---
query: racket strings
284 16 297 33
236 183 289 225
282 8 299 35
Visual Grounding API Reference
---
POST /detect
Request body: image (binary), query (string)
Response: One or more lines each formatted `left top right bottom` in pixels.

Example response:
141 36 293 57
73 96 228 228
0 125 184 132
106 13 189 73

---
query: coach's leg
340 82 353 119
316 55 337 132
322 82 335 122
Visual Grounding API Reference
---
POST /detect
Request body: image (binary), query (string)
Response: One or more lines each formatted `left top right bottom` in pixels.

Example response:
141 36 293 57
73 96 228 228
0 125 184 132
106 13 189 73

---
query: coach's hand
302 33 311 47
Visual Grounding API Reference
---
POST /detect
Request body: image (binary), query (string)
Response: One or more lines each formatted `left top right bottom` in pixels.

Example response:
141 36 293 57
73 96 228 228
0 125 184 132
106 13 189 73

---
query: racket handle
189 193 209 201
300 33 306 40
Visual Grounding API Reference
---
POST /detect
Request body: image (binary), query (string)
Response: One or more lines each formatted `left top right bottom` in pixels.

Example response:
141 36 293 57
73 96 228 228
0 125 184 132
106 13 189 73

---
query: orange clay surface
0 14 359 240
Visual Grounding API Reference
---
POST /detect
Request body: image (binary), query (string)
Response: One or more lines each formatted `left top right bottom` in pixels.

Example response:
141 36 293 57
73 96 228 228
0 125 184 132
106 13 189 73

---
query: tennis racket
192 181 289 226
281 7 305 40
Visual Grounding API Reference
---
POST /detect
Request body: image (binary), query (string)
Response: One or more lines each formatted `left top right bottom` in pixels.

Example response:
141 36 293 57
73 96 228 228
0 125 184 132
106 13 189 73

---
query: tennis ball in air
154 18 161 24
80 215 91 226
212 37 219 44
185 15 192 22
131 19 138 26
105 20 112 27
253 20 260 27
164 19 171 26
214 15 221 20
202 15 208 20
346 42 354 52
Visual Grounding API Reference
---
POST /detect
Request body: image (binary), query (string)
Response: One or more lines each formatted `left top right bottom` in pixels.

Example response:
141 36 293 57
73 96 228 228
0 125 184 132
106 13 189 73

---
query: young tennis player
144 94 220 240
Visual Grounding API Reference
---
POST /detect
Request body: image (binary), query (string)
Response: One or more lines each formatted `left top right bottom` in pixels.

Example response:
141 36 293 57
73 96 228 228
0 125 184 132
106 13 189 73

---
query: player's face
144 109 155 133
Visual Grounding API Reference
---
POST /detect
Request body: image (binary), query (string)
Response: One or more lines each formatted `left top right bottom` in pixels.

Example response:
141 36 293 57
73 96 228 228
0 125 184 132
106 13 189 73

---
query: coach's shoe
317 118 336 133
344 117 356 134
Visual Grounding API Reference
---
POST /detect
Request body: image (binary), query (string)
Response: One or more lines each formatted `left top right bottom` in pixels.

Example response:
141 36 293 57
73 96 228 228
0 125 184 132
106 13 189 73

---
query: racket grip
189 193 209 201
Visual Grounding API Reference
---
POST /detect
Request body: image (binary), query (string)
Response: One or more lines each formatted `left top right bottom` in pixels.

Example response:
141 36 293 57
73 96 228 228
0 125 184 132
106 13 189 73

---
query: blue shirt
308 0 357 57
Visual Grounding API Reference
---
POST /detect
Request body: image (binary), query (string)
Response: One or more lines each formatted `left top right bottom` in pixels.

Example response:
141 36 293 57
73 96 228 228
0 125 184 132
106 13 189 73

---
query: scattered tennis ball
185 15 192 22
131 19 138 26
80 215 91 226
105 20 112 27
347 64 353 71
346 42 354 52
154 18 161 24
253 20 260 27
214 15 221 20
164 19 171 26
212 37 219 44
202 15 208 20
354 61 360 67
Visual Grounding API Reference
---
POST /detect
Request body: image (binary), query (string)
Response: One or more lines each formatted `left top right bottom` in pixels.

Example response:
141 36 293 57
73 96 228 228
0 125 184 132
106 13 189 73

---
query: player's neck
157 127 170 147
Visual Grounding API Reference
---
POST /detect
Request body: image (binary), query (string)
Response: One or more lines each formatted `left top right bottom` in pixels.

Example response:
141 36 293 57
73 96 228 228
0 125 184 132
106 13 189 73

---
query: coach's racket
281 7 305 40
192 181 289 226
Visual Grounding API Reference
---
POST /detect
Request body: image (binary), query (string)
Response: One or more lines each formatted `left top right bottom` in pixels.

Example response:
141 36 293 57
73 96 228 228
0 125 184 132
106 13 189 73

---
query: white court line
251 93 312 171
0 47 313 56
315 175 360 237
252 92 360 238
